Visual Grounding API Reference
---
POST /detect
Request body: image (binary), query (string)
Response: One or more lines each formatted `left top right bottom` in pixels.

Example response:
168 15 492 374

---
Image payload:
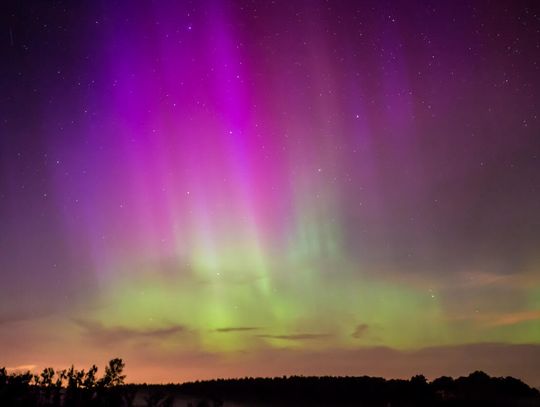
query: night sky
1 0 540 385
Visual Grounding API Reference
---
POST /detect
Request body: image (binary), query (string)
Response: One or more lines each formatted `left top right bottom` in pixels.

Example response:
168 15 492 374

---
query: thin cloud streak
214 327 261 333
486 310 540 327
74 320 188 344
256 333 331 341
351 324 369 339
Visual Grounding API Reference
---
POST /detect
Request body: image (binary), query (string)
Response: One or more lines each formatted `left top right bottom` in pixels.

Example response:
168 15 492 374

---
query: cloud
449 309 540 327
486 310 540 327
6 364 37 372
214 327 260 333
0 315 27 326
256 333 330 341
351 323 369 339
74 320 187 344
457 270 512 288
0 312 45 326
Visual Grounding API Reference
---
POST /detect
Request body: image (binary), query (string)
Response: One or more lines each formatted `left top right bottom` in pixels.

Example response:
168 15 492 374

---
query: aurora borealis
1 0 540 385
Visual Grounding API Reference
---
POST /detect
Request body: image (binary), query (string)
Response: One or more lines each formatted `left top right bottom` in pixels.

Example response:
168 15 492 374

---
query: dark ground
3 369 539 406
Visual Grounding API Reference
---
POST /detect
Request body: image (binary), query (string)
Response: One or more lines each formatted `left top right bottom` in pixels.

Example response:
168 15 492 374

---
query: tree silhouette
83 364 98 389
99 358 126 387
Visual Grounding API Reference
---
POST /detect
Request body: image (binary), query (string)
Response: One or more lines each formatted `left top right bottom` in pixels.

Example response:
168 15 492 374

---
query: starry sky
1 0 540 385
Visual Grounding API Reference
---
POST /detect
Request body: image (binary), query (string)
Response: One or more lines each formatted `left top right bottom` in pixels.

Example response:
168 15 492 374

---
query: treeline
174 371 540 406
1 359 540 406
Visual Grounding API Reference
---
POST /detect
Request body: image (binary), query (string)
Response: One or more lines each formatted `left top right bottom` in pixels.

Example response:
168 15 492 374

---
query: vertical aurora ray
43 0 537 347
